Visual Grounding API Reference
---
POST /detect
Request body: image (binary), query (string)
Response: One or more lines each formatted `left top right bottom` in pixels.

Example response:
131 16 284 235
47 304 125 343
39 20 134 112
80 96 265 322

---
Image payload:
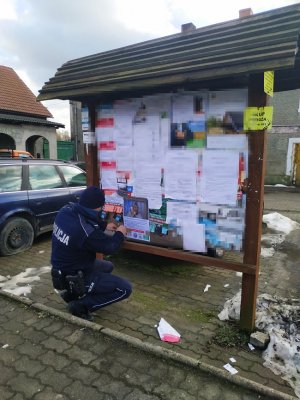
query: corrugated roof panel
38 4 300 101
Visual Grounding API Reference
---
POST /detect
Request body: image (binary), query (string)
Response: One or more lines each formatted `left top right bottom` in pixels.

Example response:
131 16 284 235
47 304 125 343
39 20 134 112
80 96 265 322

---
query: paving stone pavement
0 188 299 399
0 295 290 400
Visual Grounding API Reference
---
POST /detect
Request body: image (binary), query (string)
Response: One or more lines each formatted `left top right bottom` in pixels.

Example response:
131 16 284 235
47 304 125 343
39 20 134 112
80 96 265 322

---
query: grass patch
132 290 168 313
212 322 249 347
186 309 216 323
132 291 217 323
110 251 198 278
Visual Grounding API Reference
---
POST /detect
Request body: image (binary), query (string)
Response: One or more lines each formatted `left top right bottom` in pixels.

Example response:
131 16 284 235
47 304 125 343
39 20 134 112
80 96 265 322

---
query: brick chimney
239 8 253 18
181 23 196 33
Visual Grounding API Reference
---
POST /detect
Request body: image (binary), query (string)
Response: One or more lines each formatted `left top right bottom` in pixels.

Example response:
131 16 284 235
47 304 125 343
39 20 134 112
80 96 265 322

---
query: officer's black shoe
60 290 78 303
67 300 93 321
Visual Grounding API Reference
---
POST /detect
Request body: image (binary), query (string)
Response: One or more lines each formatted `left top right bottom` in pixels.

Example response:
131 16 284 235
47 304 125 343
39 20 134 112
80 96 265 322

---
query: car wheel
0 217 34 256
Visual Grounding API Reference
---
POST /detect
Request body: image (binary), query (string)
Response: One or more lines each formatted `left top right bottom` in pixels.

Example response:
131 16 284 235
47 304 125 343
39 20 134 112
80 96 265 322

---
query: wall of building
265 89 300 185
266 126 300 185
271 88 300 125
0 123 57 158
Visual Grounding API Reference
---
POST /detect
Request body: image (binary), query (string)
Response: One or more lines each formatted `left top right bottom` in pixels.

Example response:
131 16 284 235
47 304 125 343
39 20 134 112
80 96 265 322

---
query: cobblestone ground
0 296 274 400
0 233 297 399
0 189 299 399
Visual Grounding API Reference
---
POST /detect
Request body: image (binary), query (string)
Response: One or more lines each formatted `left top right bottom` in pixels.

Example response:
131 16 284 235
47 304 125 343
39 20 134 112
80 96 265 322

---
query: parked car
0 149 34 158
69 160 86 171
0 158 87 256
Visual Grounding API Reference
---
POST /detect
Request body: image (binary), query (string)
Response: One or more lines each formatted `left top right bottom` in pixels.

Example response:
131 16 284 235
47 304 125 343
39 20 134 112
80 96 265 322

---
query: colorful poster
123 197 150 242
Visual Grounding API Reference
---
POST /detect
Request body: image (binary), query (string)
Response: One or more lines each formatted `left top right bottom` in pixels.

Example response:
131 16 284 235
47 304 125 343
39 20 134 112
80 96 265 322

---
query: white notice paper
124 216 150 232
133 122 161 162
182 223 206 252
172 95 194 123
207 134 247 150
114 115 133 145
164 150 198 201
98 149 116 161
200 150 239 205
166 202 198 225
134 162 162 209
116 145 133 171
96 128 114 142
101 170 117 190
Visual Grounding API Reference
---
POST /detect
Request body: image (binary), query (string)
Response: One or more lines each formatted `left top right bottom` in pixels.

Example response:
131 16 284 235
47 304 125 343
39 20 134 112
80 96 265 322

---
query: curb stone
0 289 297 400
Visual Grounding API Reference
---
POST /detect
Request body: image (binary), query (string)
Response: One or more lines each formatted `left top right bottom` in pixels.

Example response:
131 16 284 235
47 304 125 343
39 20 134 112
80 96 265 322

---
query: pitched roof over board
38 4 300 102
0 65 52 118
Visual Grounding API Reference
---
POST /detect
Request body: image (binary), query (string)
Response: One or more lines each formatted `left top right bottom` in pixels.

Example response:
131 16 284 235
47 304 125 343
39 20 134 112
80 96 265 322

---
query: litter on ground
157 317 181 343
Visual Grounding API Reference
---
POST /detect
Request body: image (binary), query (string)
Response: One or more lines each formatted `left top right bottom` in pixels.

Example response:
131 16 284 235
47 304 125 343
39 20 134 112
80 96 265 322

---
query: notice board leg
240 73 268 332
240 272 259 332
240 131 266 332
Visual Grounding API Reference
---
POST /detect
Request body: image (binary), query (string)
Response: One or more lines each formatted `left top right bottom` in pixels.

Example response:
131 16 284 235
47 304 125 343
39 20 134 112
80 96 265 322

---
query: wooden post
84 102 103 261
84 103 99 187
240 73 268 332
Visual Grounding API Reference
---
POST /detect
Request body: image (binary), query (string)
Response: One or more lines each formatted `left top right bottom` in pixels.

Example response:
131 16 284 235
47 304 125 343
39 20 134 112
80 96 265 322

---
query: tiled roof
0 65 52 118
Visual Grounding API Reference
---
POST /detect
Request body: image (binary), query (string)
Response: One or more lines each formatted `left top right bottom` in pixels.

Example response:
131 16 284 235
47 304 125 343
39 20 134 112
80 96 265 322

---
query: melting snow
218 291 241 321
219 292 300 398
263 212 300 234
0 266 50 296
261 213 300 257
260 247 275 258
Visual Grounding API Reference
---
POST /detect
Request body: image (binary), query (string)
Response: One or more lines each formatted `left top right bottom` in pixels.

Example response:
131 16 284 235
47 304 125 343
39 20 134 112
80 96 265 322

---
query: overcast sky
0 0 298 133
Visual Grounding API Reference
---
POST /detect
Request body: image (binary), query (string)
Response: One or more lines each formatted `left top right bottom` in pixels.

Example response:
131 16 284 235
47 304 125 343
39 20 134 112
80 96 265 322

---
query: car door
27 164 72 232
57 164 87 202
0 164 28 225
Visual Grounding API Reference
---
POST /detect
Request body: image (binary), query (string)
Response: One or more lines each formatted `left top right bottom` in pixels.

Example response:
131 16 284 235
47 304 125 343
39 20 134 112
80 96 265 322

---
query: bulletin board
88 89 251 255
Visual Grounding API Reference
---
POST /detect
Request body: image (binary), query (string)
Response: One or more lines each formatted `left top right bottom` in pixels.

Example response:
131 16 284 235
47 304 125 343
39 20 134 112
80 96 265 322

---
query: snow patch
219 292 300 398
261 213 300 257
263 212 300 234
0 267 51 296
260 247 275 258
218 291 241 321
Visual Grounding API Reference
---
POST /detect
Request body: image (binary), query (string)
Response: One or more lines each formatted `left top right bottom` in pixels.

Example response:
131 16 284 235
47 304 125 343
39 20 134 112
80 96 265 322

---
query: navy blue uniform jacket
51 203 124 275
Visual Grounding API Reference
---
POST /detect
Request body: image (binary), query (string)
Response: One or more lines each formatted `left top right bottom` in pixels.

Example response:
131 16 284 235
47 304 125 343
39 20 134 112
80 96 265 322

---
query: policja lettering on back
53 222 69 246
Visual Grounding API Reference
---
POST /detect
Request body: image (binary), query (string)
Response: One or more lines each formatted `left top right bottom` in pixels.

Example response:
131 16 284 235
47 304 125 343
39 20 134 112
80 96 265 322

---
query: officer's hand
106 222 117 231
116 224 127 236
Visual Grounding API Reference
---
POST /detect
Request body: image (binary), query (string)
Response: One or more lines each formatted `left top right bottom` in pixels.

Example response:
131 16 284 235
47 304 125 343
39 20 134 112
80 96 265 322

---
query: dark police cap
79 186 105 209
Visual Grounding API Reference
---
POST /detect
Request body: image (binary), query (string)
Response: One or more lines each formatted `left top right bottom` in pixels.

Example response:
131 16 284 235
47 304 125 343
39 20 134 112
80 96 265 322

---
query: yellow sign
243 106 273 131
264 71 274 97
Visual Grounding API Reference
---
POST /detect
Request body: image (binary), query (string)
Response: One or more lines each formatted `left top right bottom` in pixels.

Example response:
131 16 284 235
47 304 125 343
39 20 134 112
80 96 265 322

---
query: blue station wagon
0 158 86 256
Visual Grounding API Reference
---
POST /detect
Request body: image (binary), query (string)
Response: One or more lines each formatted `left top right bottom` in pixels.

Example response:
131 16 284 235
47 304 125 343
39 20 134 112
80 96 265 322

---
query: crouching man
51 186 132 320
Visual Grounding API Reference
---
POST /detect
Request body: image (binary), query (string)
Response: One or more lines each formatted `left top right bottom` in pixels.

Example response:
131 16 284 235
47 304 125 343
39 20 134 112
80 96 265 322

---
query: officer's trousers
80 259 132 312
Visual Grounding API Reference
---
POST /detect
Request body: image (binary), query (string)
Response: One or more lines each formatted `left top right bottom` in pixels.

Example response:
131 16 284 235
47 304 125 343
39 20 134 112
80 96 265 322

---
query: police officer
51 186 132 320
